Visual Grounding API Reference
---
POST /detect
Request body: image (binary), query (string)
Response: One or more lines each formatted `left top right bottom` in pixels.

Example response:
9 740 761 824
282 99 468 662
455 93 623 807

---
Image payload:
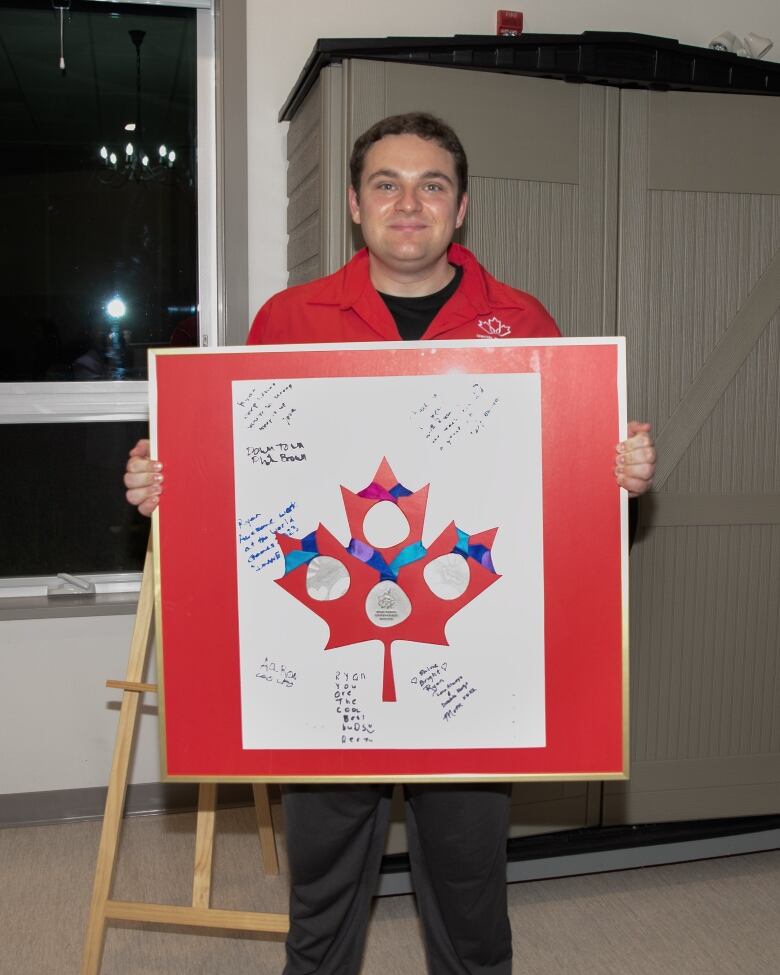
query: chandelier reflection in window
98 30 181 186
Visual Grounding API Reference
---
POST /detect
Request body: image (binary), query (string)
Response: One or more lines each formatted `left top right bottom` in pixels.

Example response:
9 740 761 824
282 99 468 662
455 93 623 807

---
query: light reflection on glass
106 297 126 319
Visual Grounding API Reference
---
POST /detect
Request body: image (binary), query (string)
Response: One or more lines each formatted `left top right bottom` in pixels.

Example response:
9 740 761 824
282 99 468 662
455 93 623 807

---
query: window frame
0 2 219 599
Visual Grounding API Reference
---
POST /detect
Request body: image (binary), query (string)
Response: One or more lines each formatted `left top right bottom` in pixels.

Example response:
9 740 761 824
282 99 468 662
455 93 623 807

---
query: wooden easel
81 542 289 975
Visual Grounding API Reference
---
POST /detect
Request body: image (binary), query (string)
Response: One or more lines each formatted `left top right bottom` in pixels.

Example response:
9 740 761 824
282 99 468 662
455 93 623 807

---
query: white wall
0 616 160 794
246 0 780 319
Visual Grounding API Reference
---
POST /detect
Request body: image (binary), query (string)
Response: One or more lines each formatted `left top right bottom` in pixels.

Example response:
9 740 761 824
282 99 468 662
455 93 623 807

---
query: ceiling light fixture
98 30 179 186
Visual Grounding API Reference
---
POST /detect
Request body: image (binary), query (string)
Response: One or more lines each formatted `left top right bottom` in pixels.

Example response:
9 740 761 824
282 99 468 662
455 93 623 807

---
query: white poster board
231 370 545 751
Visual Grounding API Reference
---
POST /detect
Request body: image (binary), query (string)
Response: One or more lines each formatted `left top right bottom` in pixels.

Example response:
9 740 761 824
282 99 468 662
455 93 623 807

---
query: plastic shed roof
279 32 780 121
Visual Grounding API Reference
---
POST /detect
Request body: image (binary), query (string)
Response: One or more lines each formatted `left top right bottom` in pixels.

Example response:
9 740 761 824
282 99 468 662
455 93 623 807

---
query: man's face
348 134 468 280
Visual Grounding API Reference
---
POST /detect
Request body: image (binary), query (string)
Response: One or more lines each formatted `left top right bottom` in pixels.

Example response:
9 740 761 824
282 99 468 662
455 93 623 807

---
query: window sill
0 591 140 622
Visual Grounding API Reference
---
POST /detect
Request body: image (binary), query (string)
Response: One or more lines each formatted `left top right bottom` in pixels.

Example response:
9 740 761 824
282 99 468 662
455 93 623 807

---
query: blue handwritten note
237 502 298 573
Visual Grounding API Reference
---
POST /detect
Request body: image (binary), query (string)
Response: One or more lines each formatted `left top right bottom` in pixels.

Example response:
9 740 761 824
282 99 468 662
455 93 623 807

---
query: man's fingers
616 415 656 500
125 484 162 517
124 438 162 519
123 468 163 489
626 420 652 437
125 454 162 475
128 438 151 459
616 463 655 483
616 473 653 498
617 434 653 454
620 476 653 498
617 446 657 468
124 454 163 494
125 484 162 504
138 496 160 517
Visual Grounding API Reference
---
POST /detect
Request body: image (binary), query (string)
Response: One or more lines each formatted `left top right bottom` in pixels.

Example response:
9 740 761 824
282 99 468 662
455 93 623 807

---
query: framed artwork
149 338 628 781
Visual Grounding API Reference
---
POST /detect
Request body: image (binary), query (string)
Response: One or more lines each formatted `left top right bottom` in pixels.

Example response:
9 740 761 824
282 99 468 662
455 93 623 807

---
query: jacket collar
306 249 396 339
304 243 495 339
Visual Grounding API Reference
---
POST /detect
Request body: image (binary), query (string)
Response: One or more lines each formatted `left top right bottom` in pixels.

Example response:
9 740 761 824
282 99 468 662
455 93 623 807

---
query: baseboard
376 814 780 895
0 781 258 828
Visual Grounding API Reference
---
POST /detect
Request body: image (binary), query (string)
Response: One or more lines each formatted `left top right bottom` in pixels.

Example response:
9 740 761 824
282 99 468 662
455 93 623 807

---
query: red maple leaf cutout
275 458 500 702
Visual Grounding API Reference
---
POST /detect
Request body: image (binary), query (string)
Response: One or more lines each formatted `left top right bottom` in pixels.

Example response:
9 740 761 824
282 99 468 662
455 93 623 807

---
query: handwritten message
335 670 375 745
236 382 297 432
237 502 297 573
245 441 307 467
411 662 478 721
411 383 500 450
256 656 298 689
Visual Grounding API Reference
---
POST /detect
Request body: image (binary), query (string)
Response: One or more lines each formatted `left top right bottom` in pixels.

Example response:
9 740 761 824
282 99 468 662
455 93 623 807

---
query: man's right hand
124 439 163 517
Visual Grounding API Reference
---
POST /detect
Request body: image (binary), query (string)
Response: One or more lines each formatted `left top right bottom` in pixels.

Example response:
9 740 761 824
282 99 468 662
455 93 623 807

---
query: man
126 113 656 974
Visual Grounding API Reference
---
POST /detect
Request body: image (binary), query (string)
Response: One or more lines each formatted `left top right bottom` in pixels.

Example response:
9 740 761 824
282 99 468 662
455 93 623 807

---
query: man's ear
455 191 468 230
348 185 361 225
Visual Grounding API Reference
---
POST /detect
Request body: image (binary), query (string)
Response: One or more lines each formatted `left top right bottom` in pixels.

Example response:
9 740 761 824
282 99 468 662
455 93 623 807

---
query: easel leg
81 541 155 975
193 783 218 908
82 539 289 969
252 784 280 876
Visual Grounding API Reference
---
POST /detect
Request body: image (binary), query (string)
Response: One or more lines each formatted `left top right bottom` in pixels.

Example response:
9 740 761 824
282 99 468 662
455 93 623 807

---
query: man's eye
423 183 444 192
376 182 395 191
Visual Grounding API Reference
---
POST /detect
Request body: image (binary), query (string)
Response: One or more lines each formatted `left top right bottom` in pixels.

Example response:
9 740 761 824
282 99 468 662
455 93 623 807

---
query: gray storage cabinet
285 58 780 842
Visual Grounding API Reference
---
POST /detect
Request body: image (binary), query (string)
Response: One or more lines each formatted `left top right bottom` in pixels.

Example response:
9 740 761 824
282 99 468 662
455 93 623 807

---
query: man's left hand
616 421 656 497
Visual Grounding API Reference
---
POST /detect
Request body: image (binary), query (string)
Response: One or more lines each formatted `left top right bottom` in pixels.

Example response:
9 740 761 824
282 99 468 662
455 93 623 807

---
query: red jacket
248 244 560 344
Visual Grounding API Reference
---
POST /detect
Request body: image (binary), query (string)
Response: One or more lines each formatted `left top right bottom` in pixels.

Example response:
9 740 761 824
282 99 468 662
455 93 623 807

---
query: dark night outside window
1 421 152 576
0 0 198 382
0 0 200 579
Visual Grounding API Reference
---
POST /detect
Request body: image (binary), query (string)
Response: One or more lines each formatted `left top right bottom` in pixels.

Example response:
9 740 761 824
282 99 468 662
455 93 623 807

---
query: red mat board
149 339 628 781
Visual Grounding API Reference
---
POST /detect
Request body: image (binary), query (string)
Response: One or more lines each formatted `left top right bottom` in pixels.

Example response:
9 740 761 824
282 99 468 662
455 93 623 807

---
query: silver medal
365 581 411 627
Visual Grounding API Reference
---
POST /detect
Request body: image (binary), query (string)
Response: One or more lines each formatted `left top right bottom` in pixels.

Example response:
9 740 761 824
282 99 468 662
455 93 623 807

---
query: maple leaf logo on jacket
477 315 512 338
275 459 500 703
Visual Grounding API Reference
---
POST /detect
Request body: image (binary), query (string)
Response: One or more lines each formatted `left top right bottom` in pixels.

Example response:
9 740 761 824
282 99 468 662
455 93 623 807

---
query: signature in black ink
236 383 297 432
256 656 298 688
411 383 500 450
335 670 375 744
245 441 307 467
411 662 477 721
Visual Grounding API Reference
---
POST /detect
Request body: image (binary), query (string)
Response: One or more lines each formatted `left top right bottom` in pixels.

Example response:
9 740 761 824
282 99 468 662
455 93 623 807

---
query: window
1 421 150 578
0 0 214 588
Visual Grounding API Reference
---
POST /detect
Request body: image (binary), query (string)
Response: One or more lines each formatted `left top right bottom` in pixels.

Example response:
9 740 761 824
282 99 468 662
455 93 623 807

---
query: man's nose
395 186 421 211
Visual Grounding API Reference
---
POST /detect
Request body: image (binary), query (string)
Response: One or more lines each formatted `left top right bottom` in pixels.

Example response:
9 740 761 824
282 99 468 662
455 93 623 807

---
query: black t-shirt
378 265 464 341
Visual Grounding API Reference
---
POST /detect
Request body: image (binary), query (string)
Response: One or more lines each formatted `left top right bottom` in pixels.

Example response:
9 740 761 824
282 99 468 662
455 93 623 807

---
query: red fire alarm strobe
497 10 524 36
